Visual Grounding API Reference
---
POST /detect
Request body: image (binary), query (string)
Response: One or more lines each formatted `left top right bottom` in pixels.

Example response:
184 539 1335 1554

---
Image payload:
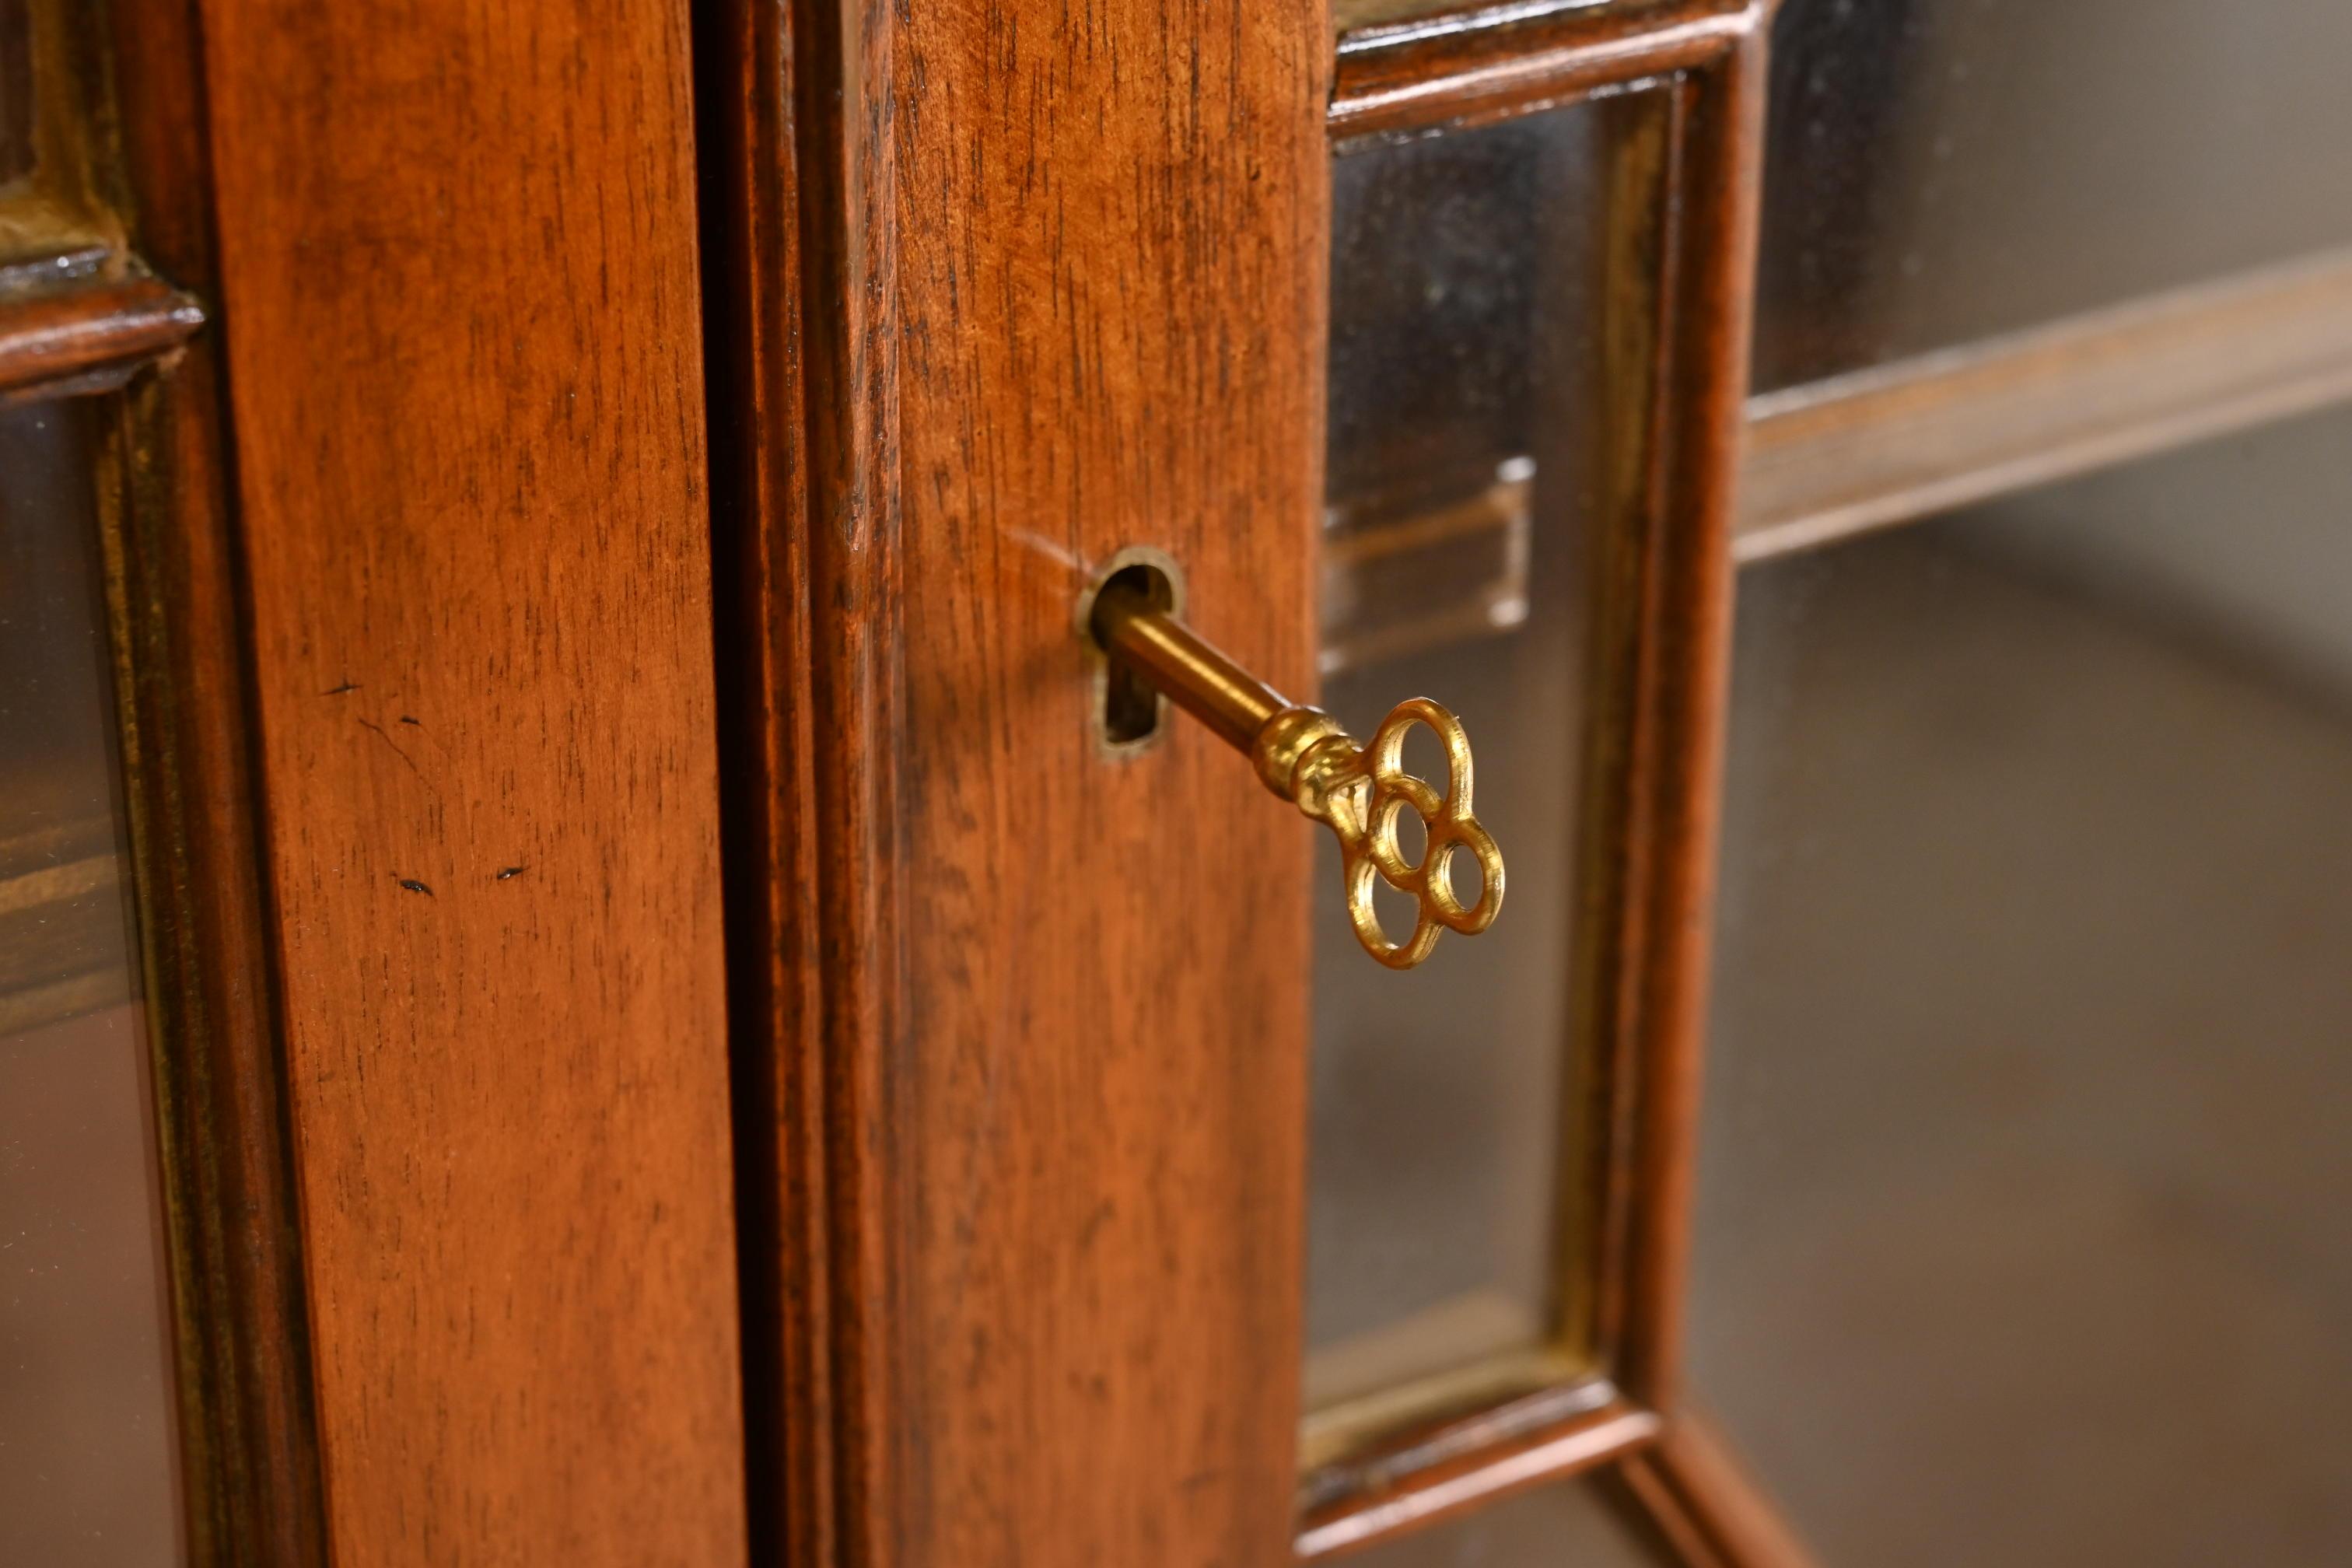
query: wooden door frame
1298 1 1776 1556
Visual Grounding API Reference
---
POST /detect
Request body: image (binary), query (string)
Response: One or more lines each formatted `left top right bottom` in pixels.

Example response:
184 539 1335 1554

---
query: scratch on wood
355 716 425 779
395 877 433 896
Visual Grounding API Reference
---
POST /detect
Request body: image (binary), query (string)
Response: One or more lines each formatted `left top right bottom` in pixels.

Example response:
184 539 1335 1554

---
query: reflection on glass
2 0 39 191
1345 1476 1673 1568
1695 407 2352 1565
1 0 110 269
1307 99 1647 1437
1755 0 2352 390
0 400 186 1565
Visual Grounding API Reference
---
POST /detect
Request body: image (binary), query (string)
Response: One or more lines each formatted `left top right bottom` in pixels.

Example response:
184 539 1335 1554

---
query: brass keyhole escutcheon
1087 568 1505 969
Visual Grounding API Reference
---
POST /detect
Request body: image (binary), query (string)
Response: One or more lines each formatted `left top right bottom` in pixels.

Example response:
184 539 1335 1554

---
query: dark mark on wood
399 715 422 726
355 716 425 779
324 680 361 695
496 866 526 880
396 878 433 896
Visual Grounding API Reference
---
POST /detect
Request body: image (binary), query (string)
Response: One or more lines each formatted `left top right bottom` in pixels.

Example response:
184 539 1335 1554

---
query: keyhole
1080 551 1182 751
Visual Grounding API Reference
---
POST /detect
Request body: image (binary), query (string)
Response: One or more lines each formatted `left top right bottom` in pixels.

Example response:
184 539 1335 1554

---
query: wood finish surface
0 271 201 398
1738 247 2352 560
696 0 854 1557
1331 0 1755 146
782 0 907 1553
711 0 1330 1560
885 0 1327 1559
194 3 748 1563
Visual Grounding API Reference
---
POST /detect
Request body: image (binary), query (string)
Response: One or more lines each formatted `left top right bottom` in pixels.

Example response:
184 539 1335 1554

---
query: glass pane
1 399 186 1565
2 0 32 191
1694 406 2352 1564
1755 0 2352 390
1307 96 1656 1435
1346 1476 1673 1568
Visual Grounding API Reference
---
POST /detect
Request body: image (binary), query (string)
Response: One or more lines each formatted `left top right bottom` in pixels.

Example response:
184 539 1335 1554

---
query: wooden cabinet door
2 1 745 1563
704 1 1764 1564
710 0 2352 1563
30 1 2350 1564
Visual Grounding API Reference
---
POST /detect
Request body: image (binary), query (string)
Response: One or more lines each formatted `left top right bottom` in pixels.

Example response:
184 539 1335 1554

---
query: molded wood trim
0 269 201 397
1330 0 1762 146
697 0 901 1556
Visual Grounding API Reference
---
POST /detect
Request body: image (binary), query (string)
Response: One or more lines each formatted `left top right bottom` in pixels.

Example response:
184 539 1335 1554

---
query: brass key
1090 578 1504 970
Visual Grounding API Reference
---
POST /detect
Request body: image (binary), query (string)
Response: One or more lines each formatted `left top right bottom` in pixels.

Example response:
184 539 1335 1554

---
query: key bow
1278 698 1506 970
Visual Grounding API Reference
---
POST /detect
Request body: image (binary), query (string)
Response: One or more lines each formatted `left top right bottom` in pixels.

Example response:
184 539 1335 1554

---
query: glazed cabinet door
715 0 2352 1564
3 0 746 1563
22 0 2336 1563
705 0 1764 1563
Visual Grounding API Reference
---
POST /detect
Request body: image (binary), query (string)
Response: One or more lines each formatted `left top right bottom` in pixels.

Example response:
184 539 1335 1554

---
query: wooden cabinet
2 1 740 1563
5 0 2350 1563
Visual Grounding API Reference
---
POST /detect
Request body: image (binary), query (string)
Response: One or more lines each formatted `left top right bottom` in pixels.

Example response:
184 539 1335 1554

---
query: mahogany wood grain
1738 247 2352 561
710 0 1330 1560
782 0 908 1554
887 0 1328 1556
1331 0 1756 146
193 2 748 1563
0 271 201 397
696 0 843 1559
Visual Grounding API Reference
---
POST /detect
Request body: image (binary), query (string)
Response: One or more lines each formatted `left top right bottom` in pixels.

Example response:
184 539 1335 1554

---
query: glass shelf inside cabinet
1304 91 1664 1475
